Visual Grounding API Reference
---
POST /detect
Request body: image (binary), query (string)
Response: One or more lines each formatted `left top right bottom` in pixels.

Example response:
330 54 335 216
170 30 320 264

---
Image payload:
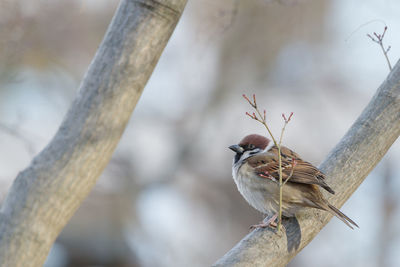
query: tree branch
214 60 400 266
0 0 187 265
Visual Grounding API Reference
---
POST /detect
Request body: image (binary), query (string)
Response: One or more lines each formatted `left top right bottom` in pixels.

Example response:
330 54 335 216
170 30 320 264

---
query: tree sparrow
229 134 358 229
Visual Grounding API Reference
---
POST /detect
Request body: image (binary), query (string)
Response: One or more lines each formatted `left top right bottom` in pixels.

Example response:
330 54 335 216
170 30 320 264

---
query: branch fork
367 26 393 71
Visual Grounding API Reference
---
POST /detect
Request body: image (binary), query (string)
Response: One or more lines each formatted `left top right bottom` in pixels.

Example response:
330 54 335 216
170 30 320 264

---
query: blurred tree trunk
214 61 400 266
0 0 187 266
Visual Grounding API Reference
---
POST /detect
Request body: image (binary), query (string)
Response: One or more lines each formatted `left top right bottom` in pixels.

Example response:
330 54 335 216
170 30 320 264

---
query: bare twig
367 26 393 71
243 94 293 232
282 158 297 187
243 94 278 146
276 112 293 231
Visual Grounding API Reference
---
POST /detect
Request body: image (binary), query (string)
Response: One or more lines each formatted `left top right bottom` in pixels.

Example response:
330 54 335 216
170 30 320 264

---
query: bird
229 134 358 229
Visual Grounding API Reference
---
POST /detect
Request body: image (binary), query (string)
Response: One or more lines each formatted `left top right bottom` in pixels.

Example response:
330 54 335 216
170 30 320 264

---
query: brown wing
246 146 335 194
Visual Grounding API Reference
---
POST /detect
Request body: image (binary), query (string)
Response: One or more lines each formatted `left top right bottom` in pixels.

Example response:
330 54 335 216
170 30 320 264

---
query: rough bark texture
214 60 400 267
0 0 187 265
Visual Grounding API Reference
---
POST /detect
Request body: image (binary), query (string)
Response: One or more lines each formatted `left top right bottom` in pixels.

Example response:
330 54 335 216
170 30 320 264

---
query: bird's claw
249 214 279 231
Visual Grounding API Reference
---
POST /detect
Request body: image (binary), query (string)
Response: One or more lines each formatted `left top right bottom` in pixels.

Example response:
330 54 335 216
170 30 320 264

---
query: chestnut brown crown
239 134 270 150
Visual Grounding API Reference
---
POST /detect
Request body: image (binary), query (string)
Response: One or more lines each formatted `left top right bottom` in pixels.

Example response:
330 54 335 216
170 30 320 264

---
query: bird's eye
248 144 255 150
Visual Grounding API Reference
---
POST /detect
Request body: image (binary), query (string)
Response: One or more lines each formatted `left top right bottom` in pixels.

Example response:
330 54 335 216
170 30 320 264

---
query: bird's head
229 134 271 163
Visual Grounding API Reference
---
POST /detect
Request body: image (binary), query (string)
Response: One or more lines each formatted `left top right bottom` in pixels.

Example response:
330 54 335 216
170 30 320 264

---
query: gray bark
0 0 187 265
214 61 400 266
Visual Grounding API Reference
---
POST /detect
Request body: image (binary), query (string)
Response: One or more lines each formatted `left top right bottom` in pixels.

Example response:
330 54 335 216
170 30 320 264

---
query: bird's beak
229 144 244 154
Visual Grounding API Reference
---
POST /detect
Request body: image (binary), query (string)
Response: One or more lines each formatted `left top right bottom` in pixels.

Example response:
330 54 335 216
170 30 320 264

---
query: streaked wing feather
246 146 335 194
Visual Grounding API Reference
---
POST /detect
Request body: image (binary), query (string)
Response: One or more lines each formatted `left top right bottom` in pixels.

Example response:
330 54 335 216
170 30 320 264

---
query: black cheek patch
234 153 242 164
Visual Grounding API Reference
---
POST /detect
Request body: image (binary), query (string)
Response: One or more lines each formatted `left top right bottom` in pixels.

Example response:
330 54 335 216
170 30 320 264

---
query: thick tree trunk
214 61 400 266
0 0 187 265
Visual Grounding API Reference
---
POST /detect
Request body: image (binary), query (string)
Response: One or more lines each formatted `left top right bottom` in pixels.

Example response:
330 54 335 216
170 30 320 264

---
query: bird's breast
233 162 279 214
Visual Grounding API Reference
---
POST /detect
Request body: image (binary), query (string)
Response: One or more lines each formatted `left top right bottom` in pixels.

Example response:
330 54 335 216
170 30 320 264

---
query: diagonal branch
214 60 400 266
0 0 187 266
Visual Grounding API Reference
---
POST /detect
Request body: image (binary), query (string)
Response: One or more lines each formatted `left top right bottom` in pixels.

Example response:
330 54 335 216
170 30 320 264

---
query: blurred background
0 0 399 266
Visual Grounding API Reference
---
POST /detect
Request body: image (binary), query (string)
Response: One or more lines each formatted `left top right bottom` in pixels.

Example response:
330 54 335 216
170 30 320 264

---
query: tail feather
327 204 359 229
322 184 335 195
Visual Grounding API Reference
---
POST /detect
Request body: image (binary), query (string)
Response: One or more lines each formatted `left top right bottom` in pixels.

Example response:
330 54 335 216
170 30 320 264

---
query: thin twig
243 95 278 145
367 26 393 71
282 159 297 187
277 112 293 231
243 94 293 232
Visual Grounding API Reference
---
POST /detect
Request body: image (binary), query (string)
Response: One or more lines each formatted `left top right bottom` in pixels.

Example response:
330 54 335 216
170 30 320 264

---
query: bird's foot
249 213 278 231
249 222 272 230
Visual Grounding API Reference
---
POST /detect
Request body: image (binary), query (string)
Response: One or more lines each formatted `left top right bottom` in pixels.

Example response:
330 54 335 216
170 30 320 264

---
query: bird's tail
327 203 359 229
